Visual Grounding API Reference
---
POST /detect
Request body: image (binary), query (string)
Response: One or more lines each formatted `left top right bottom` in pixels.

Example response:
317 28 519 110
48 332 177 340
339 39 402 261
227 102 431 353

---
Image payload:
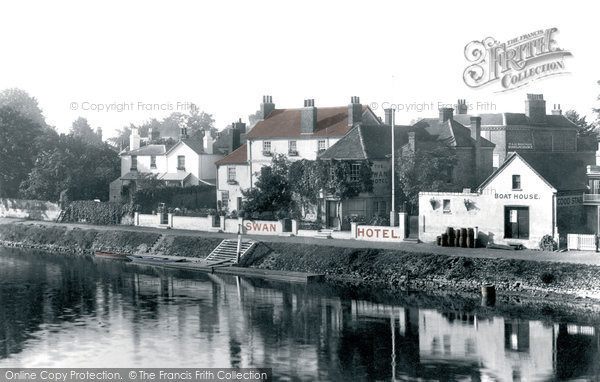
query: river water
0 248 599 381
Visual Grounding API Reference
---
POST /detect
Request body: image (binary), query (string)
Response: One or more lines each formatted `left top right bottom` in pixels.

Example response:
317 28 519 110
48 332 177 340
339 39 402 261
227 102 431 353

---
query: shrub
133 185 216 213
539 234 557 251
63 201 132 225
540 272 555 284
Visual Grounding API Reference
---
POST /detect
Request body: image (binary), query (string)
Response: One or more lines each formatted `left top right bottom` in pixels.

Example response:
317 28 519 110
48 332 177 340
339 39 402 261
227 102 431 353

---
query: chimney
456 99 468 115
301 99 318 134
408 131 415 152
348 96 362 126
203 133 215 154
179 126 189 140
384 108 394 126
129 127 140 151
439 107 454 123
551 104 563 115
525 94 546 124
259 95 275 120
470 116 482 184
231 118 246 151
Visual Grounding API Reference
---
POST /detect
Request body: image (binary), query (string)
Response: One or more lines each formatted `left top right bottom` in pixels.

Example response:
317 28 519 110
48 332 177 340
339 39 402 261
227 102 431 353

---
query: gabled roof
166 136 206 156
121 144 166 156
215 143 248 166
245 106 370 139
479 152 590 192
412 119 495 148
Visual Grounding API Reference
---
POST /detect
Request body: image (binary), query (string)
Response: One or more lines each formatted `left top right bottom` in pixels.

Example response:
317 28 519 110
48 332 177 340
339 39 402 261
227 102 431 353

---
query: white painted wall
216 163 250 211
248 137 342 186
419 156 557 248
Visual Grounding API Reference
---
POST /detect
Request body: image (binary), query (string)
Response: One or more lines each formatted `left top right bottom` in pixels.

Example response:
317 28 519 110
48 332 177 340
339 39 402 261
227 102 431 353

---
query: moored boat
94 250 128 260
126 255 186 263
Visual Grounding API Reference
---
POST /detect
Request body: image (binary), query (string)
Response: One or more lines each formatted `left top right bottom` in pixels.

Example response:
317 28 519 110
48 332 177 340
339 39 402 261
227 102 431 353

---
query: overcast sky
1 0 598 138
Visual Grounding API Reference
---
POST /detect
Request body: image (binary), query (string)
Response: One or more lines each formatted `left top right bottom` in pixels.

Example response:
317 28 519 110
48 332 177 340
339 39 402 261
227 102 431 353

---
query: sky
1 0 599 139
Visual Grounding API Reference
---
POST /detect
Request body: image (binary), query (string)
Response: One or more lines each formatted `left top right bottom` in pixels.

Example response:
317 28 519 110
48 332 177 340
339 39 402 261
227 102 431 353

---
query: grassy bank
2 222 600 300
241 242 600 298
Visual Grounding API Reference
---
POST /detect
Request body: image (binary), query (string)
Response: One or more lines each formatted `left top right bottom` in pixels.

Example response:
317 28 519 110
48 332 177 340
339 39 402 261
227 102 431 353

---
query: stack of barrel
436 227 476 248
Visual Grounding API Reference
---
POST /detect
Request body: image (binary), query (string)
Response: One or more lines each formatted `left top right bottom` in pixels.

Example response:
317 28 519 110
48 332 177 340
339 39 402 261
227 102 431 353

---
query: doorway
504 206 529 239
326 201 339 229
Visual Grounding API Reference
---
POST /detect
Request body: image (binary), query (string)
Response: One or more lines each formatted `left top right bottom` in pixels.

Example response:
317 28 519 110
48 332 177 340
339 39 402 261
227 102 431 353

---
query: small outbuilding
419 152 590 249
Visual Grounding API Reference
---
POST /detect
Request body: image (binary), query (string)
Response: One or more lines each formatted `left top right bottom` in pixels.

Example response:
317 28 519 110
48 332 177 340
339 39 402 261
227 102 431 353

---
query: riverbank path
1 217 599 266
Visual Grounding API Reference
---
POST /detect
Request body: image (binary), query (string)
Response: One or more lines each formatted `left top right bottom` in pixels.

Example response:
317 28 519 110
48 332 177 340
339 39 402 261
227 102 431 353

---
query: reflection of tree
0 251 99 359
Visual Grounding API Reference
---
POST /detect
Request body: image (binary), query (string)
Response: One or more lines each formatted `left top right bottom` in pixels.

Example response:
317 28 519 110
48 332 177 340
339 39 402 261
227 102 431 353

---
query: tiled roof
454 113 578 128
319 120 494 161
517 152 592 191
215 143 248 166
246 106 368 139
121 144 166 156
413 119 495 148
480 152 592 192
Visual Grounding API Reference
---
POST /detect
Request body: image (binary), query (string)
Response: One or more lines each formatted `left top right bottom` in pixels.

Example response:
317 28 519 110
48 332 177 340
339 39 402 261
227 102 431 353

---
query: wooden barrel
446 227 455 237
441 233 449 247
459 228 467 247
436 236 441 246
454 235 460 247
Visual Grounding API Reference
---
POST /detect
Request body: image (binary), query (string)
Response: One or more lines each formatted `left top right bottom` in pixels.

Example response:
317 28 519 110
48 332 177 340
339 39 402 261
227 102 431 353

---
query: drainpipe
552 192 557 244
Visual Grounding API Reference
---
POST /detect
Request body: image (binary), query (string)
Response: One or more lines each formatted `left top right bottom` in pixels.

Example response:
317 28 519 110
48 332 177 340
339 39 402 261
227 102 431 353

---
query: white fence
567 234 597 251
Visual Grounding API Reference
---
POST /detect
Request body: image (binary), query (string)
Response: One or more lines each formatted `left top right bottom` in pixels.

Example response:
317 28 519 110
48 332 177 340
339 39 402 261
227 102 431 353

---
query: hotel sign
355 225 404 242
463 28 572 92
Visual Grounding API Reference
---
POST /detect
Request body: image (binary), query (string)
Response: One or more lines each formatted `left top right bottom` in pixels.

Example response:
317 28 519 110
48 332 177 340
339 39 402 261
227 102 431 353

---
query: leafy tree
0 107 48 197
19 135 120 202
0 88 48 128
396 145 458 214
188 106 216 138
242 155 293 217
71 117 101 145
565 110 597 137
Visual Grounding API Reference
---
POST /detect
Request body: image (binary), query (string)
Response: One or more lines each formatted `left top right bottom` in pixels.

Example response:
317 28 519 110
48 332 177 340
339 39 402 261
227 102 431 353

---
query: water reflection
0 248 599 381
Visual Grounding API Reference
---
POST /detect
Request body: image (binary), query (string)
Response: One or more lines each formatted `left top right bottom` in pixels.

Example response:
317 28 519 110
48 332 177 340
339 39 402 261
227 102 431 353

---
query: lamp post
390 108 396 226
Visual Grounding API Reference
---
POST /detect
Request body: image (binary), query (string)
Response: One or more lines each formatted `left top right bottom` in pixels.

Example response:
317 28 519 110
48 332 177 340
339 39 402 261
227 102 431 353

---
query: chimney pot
439 107 454 122
348 96 363 126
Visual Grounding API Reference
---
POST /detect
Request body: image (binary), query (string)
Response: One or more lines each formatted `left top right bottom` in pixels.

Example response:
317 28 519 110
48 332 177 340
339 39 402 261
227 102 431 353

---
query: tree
188 106 216 138
396 145 458 214
0 88 48 129
0 107 48 197
242 155 293 217
19 135 120 202
565 110 597 137
71 117 101 145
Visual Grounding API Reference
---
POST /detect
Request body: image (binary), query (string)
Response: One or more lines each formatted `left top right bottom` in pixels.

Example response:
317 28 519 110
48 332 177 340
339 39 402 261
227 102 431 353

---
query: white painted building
215 96 380 212
110 127 223 201
419 152 589 248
